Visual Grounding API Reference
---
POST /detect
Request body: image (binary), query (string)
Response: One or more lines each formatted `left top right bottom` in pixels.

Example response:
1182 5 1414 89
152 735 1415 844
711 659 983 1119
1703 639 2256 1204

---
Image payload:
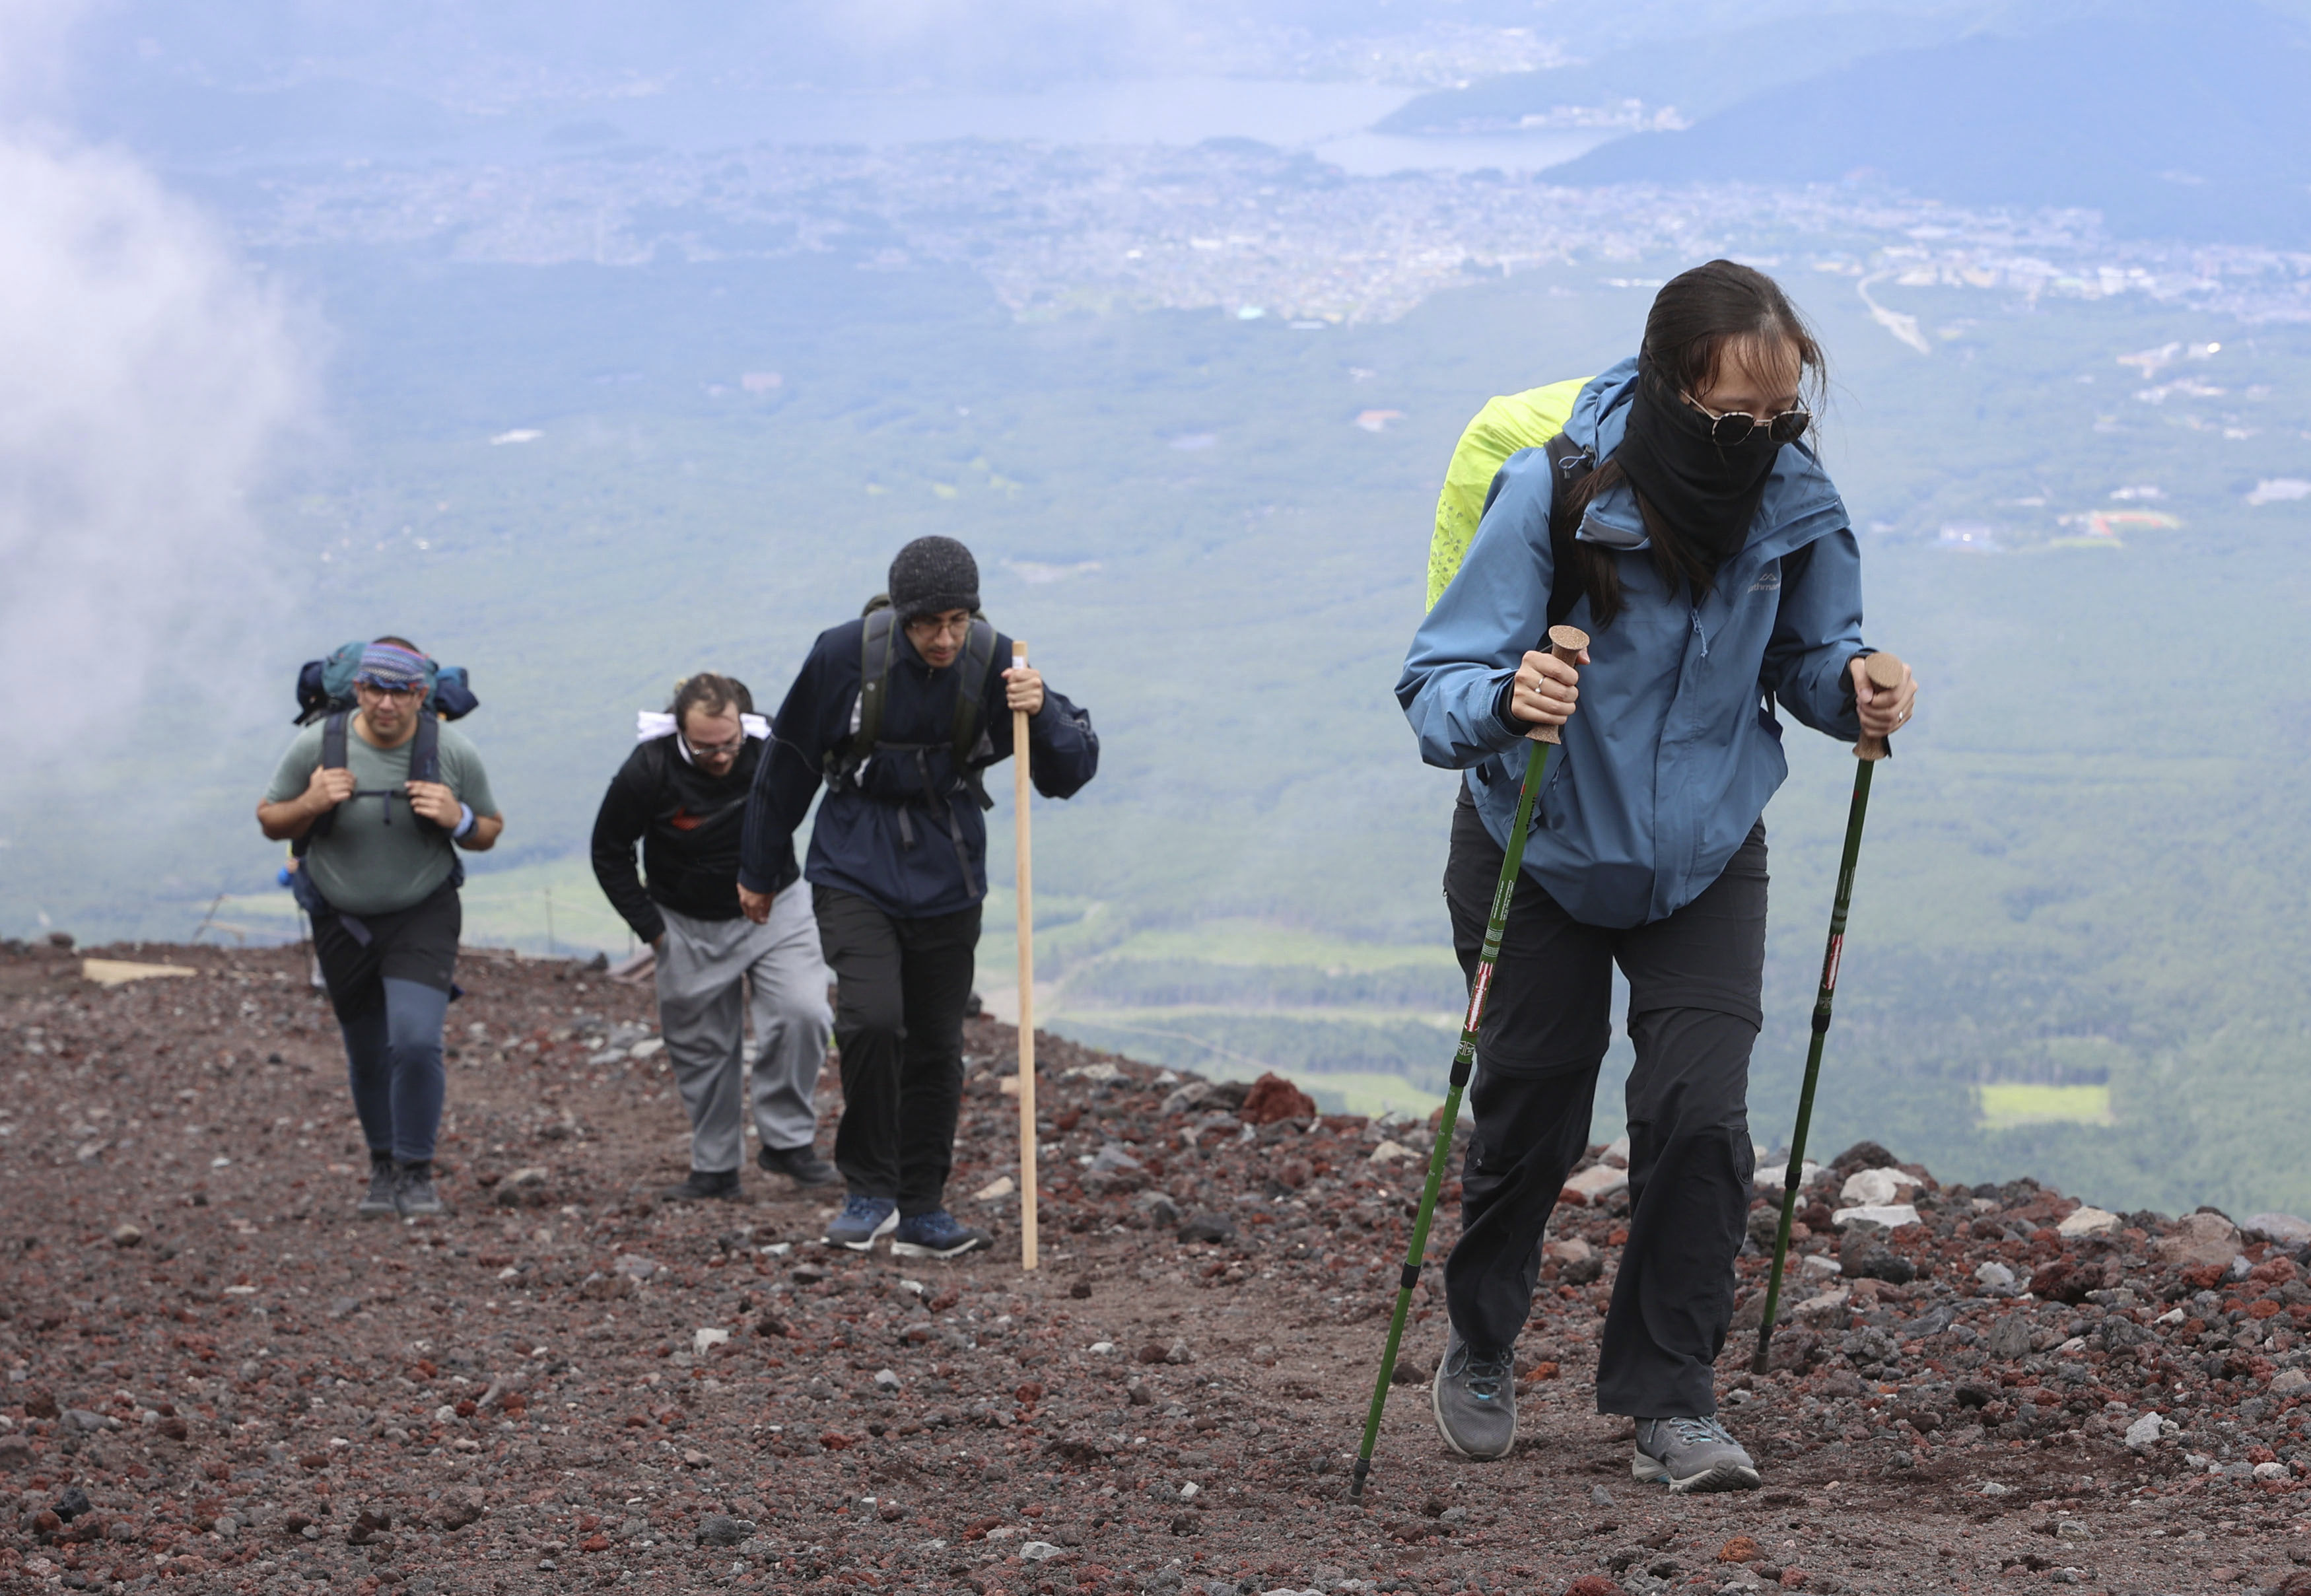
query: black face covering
1612 363 1784 567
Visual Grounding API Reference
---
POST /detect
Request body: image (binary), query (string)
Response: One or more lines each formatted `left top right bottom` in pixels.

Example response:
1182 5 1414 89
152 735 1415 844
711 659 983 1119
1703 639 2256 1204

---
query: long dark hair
1564 260 1826 627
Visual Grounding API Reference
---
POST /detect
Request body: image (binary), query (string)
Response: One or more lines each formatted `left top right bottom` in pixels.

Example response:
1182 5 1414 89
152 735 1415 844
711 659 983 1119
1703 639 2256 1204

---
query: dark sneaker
891 1209 991 1260
394 1162 447 1218
1430 1325 1516 1460
661 1167 742 1202
822 1195 899 1251
759 1142 839 1189
1632 1415 1760 1493
358 1158 399 1219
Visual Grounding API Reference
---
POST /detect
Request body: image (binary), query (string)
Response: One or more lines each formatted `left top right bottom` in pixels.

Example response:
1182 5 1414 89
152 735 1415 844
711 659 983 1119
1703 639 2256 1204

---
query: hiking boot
759 1142 839 1189
822 1195 899 1251
1632 1415 1761 1493
394 1162 447 1218
890 1209 991 1261
357 1158 399 1219
661 1167 742 1202
1430 1325 1516 1460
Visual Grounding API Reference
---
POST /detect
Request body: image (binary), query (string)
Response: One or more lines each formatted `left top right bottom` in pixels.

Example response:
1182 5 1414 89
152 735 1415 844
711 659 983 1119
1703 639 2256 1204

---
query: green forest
9 234 2310 1220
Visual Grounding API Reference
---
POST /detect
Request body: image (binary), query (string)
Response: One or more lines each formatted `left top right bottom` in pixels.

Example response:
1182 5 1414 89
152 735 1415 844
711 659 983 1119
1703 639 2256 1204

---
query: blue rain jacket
1397 357 1871 928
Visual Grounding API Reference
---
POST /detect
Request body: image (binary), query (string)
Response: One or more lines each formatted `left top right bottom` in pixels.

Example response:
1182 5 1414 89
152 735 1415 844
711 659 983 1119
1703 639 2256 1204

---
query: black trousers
1441 793 1765 1419
813 885 981 1215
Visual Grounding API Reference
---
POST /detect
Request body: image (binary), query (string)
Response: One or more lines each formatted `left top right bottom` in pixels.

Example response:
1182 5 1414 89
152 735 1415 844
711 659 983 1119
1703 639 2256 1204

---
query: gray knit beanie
887 536 981 621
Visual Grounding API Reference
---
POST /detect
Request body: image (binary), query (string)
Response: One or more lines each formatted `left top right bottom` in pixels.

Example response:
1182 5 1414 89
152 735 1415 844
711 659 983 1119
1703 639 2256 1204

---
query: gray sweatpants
655 893 833 1174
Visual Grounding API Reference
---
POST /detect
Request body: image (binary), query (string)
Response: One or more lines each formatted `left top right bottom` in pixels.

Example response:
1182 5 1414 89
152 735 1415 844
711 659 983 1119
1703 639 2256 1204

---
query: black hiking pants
813 885 981 1216
1441 792 1764 1420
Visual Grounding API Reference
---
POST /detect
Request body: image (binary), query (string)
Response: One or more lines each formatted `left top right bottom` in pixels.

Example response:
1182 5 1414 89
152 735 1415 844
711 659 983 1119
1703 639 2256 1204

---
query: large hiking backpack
823 598 1000 813
1426 376 1597 617
294 641 478 726
291 709 450 859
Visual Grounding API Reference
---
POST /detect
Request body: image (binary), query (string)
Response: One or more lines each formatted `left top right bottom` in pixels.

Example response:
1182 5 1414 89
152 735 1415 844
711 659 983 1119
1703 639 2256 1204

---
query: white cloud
0 109 312 760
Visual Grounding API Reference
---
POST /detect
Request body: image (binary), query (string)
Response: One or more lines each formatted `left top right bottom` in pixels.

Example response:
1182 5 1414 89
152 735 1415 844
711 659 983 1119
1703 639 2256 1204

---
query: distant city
237 138 2311 329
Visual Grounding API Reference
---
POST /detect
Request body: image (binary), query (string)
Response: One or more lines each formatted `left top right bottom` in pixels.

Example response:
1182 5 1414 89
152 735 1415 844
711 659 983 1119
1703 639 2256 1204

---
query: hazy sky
0 1 312 765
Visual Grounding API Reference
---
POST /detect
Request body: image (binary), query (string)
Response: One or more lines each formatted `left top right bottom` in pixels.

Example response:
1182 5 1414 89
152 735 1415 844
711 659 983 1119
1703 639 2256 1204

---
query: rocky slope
3 936 2309 1596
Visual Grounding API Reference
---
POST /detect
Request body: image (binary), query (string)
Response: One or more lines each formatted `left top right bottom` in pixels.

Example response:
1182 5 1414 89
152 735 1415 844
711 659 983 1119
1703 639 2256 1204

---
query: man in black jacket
738 537 1099 1257
593 672 835 1200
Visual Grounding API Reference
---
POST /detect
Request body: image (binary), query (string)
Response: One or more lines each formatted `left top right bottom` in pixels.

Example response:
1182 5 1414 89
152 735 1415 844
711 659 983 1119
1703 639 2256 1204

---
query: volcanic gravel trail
3 938 2308 1595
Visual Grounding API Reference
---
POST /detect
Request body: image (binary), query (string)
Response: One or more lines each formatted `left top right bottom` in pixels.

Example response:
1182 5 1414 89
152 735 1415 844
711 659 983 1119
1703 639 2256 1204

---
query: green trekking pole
1752 652 1906 1375
1351 623 1587 1503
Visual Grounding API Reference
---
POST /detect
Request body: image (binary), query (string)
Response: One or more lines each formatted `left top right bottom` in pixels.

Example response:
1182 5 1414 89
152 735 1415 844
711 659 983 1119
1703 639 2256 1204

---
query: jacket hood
1566 356 1847 565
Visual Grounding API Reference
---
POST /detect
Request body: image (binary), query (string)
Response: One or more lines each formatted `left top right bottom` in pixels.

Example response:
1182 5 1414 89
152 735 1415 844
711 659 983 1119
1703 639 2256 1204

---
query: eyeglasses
1681 392 1811 447
684 736 743 761
905 614 974 641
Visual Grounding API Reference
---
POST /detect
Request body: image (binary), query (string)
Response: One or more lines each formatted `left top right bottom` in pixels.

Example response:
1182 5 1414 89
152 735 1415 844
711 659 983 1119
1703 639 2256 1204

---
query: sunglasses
684 735 743 761
1682 393 1811 447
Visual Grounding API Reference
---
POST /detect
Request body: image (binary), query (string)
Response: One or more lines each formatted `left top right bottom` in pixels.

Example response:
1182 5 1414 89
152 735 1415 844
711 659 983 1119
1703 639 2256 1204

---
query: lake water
167 73 1618 176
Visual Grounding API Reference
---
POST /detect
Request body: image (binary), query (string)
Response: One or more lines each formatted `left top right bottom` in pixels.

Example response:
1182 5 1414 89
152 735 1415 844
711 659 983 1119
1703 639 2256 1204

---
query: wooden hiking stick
1014 641 1039 1271
1752 652 1906 1373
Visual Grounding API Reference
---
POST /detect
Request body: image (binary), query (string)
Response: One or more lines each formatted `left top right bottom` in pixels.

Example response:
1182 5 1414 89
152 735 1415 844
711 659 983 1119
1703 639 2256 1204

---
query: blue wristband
452 802 476 840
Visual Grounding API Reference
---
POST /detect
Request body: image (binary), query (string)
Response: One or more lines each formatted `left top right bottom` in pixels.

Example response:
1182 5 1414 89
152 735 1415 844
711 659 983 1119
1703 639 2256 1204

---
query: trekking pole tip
1856 651 1906 761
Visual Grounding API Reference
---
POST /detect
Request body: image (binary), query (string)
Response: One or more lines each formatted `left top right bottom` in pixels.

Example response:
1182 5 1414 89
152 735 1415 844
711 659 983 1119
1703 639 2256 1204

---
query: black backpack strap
293 711 353 857
410 713 446 833
1541 433 1597 631
950 619 999 812
826 609 897 788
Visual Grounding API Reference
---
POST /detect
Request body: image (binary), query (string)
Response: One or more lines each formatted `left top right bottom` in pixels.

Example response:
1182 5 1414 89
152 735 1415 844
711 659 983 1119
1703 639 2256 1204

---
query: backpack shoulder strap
1541 433 1597 631
950 619 998 768
827 610 897 786
411 712 441 786
294 712 353 857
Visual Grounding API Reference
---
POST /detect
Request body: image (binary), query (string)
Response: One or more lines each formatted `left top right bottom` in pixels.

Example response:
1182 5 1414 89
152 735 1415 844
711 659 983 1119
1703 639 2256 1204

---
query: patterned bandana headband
353 642 430 693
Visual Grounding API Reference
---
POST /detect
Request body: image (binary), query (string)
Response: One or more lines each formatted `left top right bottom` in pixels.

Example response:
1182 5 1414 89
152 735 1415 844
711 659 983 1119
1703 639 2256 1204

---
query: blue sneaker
822 1195 899 1251
890 1209 991 1260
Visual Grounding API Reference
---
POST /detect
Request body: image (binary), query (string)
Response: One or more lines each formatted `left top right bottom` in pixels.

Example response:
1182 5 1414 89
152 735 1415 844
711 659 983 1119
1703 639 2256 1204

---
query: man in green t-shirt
258 638 504 1218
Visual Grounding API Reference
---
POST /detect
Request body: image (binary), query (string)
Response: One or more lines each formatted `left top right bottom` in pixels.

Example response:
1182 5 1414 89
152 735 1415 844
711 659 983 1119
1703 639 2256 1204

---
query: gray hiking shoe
661 1167 742 1202
394 1162 447 1218
1632 1415 1760 1493
822 1194 899 1251
357 1158 399 1219
1430 1325 1516 1460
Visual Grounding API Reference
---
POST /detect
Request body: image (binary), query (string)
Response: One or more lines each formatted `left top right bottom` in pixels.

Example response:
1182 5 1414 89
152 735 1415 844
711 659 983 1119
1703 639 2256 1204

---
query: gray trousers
655 893 833 1174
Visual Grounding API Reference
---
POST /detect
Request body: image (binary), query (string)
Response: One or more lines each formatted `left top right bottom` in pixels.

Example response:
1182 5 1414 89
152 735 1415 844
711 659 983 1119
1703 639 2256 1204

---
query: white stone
693 1327 730 1356
629 1038 664 1059
2246 1212 2311 1245
1978 1481 2015 1497
973 1175 1016 1200
1086 1342 1116 1356
1975 1261 2017 1290
1800 1254 1842 1277
2123 1413 2164 1449
2254 1461 2290 1482
1019 1542 1065 1561
1832 1204 1920 1230
1601 1136 1631 1168
1754 1160 1821 1191
1564 1163 1630 1202
1838 1167 1921 1207
2269 1368 2310 1396
2057 1206 2121 1238
1793 1289 1850 1321
1064 1063 1121 1082
1367 1140 1413 1165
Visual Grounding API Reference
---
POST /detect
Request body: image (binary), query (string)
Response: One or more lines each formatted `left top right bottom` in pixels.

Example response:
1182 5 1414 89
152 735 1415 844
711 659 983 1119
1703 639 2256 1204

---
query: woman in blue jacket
1397 261 1917 1491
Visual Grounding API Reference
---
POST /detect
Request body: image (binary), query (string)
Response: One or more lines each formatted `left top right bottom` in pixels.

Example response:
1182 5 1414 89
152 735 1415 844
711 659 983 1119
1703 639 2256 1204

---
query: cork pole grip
1529 623 1592 745
1855 652 1906 762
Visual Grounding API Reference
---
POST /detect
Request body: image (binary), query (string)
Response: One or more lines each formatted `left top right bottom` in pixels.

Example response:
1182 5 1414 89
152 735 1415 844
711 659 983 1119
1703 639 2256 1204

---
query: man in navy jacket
738 536 1099 1257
